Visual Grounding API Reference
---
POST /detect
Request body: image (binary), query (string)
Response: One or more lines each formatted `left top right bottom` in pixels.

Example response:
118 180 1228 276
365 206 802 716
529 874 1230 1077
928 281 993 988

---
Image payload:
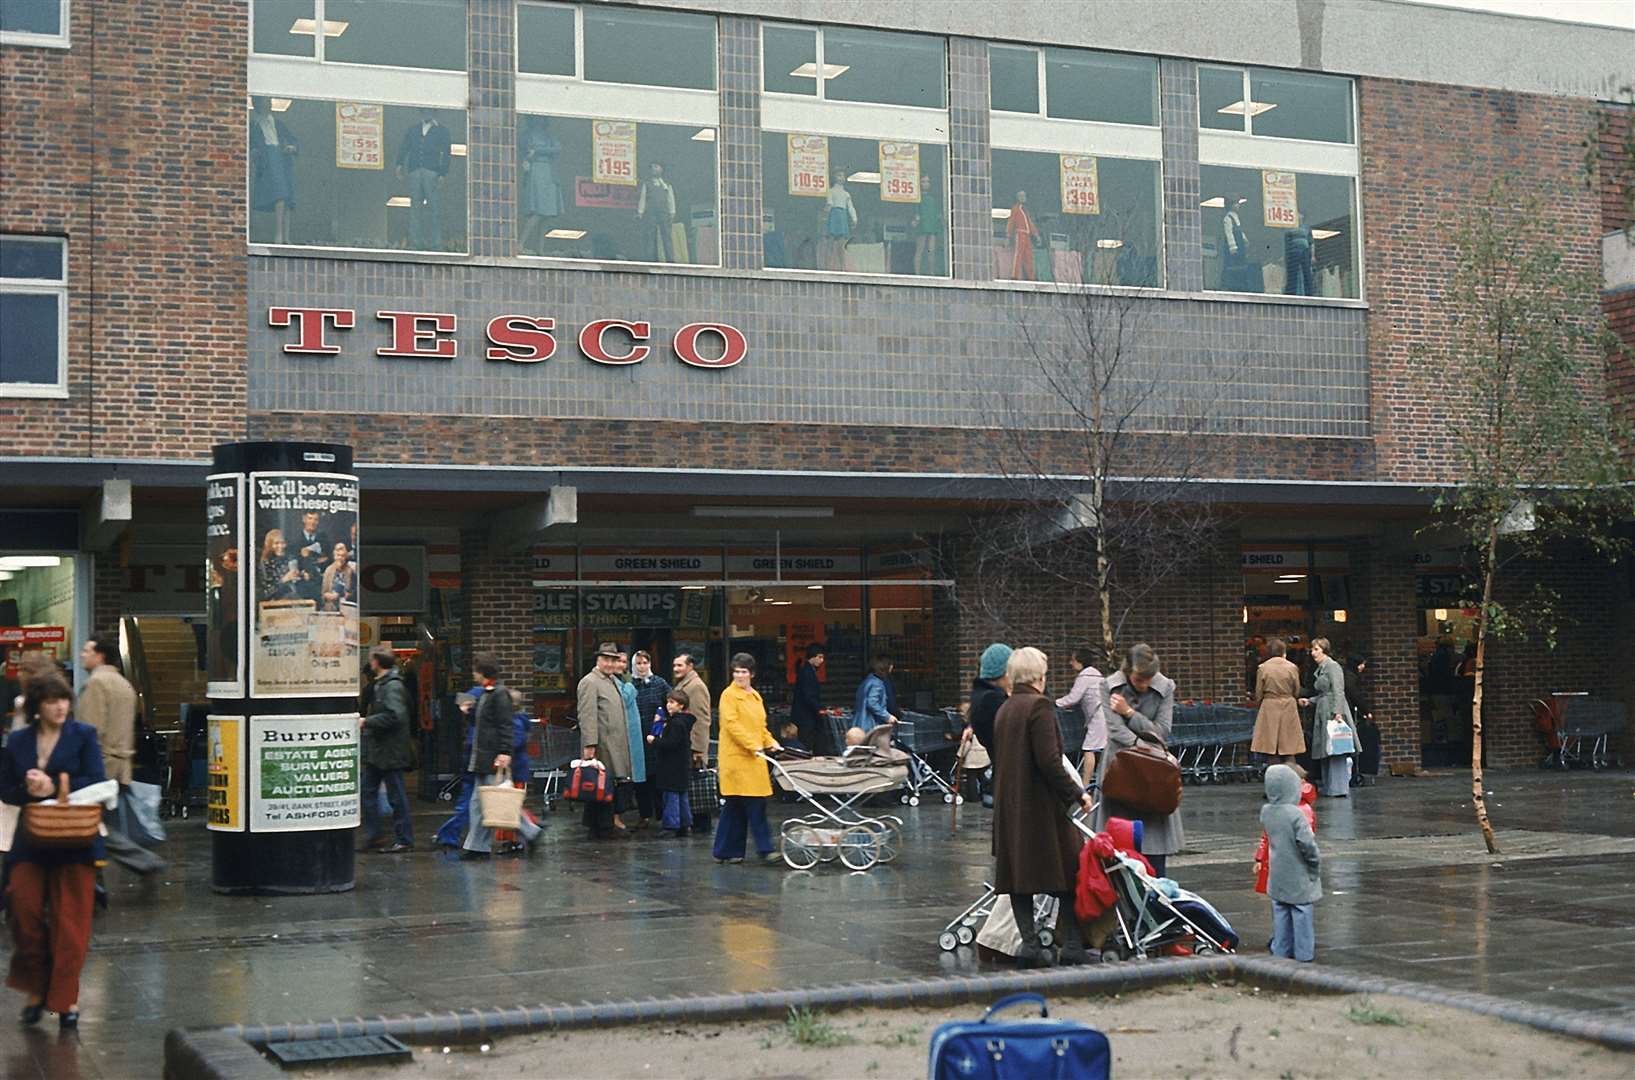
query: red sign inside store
268 307 746 369
1 627 67 679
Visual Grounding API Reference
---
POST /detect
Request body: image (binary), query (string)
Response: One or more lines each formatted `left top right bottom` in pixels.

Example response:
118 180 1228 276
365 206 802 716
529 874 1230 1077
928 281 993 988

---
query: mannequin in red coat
1007 190 1039 280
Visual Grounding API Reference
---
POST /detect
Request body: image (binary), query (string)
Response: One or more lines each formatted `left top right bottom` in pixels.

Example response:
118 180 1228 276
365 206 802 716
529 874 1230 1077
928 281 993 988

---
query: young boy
647 690 695 837
777 722 809 756
1260 763 1322 961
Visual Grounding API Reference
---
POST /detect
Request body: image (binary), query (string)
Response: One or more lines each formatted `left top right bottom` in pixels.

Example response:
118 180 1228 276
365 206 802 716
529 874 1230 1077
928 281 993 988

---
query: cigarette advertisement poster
205 473 245 697
879 141 921 204
787 134 829 197
206 714 244 832
1060 155 1101 216
592 120 638 186
1262 170 1298 228
249 472 360 698
249 714 360 832
335 102 384 170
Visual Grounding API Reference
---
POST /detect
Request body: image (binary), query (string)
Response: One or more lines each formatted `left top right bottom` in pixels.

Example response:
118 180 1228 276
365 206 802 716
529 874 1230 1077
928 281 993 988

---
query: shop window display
761 133 947 276
516 115 719 265
247 97 467 252
1199 165 1357 298
990 151 1160 286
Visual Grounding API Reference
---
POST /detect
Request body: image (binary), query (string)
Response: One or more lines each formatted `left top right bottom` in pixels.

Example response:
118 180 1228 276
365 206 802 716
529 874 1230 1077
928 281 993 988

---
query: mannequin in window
915 172 943 275
820 169 857 271
1221 193 1253 291
518 116 562 256
249 97 299 245
637 161 678 263
395 108 452 251
1283 209 1315 296
1007 190 1040 281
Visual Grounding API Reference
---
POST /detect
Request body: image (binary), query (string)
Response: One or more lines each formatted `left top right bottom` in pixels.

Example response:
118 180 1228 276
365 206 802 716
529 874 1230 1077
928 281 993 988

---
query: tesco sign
268 307 747 369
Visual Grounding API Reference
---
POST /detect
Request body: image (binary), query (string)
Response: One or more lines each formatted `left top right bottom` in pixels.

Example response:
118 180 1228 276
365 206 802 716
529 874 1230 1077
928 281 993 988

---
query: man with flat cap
577 641 634 839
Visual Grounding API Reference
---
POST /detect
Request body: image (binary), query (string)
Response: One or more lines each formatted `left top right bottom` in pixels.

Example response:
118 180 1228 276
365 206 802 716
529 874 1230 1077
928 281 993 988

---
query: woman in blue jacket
853 654 898 733
2 674 106 1028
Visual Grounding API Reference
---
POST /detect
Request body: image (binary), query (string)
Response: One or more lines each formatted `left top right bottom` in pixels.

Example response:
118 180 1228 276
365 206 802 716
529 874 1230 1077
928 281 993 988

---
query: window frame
989 43 1159 131
1196 65 1364 303
759 21 947 113
0 0 69 49
516 2 718 99
0 236 69 399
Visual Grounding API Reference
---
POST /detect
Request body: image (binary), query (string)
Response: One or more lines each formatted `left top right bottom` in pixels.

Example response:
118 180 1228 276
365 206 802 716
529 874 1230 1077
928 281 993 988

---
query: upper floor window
0 0 68 48
988 45 1162 288
1199 66 1354 144
1 236 68 398
762 24 944 109
990 44 1157 127
514 4 719 266
251 0 466 70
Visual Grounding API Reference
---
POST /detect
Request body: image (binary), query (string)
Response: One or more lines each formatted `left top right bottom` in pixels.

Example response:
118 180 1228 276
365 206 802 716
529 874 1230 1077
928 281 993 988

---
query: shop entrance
1 553 86 706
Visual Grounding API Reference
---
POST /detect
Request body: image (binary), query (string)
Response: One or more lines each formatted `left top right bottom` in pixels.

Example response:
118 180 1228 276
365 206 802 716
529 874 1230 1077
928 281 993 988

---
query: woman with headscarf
1095 643 1184 876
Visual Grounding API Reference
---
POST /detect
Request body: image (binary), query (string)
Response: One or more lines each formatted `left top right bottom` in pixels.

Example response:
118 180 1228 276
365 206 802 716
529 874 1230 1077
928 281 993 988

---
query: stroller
762 748 908 871
1072 811 1238 960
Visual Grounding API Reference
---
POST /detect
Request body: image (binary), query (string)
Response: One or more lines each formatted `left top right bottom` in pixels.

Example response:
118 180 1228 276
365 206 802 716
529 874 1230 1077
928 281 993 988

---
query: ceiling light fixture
806 584 823 590
680 585 709 591
846 171 881 184
386 196 411 207
450 143 467 157
0 571 13 581
545 228 587 240
1310 228 1340 240
692 506 835 519
1199 196 1225 208
1095 239 1124 249
271 98 292 112
0 556 61 570
289 18 349 37
1332 609 1348 623
1217 99 1276 117
691 128 716 142
789 62 849 79
991 208 1012 220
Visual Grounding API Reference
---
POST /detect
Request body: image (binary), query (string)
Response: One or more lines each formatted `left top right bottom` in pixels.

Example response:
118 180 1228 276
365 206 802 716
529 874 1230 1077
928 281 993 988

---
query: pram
895 710 963 806
1070 811 1238 960
762 749 908 871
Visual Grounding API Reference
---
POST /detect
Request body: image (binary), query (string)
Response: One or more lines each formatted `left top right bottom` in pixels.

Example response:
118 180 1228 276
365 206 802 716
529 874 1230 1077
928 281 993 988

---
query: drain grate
265 1034 412 1066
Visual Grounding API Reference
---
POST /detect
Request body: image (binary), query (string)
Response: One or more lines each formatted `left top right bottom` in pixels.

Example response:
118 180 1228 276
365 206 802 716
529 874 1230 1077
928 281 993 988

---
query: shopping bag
687 767 720 810
477 768 526 827
1326 716 1357 756
564 759 613 805
929 993 1110 1080
124 781 167 845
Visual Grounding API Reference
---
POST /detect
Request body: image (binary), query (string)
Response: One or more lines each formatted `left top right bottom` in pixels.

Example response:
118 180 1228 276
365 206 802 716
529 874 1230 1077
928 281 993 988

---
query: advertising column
207 441 361 894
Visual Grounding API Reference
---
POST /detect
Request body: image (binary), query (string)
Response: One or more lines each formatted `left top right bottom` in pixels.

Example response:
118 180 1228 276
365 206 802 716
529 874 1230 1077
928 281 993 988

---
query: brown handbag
22 773 103 850
1101 737 1183 818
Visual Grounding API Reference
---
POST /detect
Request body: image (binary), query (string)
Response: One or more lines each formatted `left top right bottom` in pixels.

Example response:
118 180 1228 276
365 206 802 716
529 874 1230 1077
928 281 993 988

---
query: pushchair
895 710 963 806
762 748 908 871
939 886 1062 952
1072 811 1238 960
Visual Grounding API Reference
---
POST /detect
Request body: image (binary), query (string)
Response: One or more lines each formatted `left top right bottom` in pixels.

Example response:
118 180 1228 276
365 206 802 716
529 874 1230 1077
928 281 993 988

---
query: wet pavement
3 768 1633 1078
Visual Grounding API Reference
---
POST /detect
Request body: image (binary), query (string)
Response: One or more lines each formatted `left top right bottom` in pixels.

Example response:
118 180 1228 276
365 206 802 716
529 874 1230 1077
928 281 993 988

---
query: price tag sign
1060 155 1100 216
593 120 638 186
1262 170 1298 228
335 103 384 170
787 134 829 197
879 141 921 204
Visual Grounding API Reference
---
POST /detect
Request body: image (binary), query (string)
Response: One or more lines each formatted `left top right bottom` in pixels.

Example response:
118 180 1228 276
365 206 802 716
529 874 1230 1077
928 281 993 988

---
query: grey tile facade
247 6 1369 441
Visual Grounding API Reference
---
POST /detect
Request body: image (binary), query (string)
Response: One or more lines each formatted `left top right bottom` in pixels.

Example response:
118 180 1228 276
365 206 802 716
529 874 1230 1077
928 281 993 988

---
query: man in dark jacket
359 646 414 853
395 107 452 251
791 643 825 753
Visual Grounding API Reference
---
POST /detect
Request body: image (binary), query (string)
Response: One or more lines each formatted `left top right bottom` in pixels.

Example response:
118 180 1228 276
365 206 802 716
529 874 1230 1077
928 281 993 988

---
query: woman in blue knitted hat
967 643 1012 765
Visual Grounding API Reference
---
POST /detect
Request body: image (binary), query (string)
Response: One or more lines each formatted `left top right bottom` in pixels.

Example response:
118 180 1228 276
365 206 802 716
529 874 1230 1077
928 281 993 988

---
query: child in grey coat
1260 763 1322 961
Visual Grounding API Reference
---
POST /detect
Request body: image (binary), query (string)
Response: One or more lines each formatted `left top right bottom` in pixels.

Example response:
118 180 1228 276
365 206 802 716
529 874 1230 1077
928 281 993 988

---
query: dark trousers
361 764 413 846
6 862 96 1013
642 213 675 261
633 779 658 821
583 800 616 836
712 795 772 859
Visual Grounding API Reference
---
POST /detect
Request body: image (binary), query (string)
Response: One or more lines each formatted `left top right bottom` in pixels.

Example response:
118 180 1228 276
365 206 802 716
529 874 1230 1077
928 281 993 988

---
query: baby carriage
761 748 908 871
1073 810 1238 960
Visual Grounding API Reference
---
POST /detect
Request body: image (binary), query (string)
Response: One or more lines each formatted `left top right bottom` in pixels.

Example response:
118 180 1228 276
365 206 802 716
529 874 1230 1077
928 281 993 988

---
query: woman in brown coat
1251 638 1304 763
991 647 1096 968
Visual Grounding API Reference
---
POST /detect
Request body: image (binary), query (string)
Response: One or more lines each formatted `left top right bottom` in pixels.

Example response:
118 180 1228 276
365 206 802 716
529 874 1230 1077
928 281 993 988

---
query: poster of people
249 714 360 832
205 474 244 697
249 472 360 698
206 714 244 832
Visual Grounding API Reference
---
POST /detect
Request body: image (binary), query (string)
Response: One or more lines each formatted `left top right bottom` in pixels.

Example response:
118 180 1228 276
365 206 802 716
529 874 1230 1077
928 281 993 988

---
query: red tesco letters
270 307 743 368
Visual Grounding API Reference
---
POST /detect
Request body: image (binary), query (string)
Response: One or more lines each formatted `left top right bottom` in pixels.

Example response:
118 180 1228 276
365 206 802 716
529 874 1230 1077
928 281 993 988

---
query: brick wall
459 528 533 694
1599 104 1632 236
0 0 247 458
1360 78 1602 483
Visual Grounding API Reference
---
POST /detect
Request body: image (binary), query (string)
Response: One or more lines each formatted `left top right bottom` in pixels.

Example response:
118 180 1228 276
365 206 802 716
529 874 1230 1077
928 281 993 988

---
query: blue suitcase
928 993 1110 1079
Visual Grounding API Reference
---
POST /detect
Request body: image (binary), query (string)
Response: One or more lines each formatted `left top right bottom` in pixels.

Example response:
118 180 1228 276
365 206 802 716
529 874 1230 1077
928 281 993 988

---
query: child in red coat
1254 775 1317 894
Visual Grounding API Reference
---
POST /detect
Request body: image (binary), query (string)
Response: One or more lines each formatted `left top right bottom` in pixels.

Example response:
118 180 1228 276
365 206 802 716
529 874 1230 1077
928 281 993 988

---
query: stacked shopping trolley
1169 703 1259 783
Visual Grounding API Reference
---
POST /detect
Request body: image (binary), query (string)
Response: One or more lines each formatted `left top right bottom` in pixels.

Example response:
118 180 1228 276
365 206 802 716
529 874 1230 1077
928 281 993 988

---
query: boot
1011 895 1055 969
1056 908 1092 966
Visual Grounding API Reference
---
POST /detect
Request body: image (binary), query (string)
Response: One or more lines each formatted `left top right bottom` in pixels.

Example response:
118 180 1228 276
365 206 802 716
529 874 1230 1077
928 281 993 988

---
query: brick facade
460 529 533 690
0 0 247 458
1360 77 1603 483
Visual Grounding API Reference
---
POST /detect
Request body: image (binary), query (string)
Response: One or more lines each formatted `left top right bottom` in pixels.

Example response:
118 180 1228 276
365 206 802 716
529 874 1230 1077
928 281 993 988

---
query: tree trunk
1471 525 1500 855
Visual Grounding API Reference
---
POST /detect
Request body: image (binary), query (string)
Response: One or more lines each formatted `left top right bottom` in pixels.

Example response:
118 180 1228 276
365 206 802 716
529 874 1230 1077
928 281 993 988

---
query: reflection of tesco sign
269 308 747 369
